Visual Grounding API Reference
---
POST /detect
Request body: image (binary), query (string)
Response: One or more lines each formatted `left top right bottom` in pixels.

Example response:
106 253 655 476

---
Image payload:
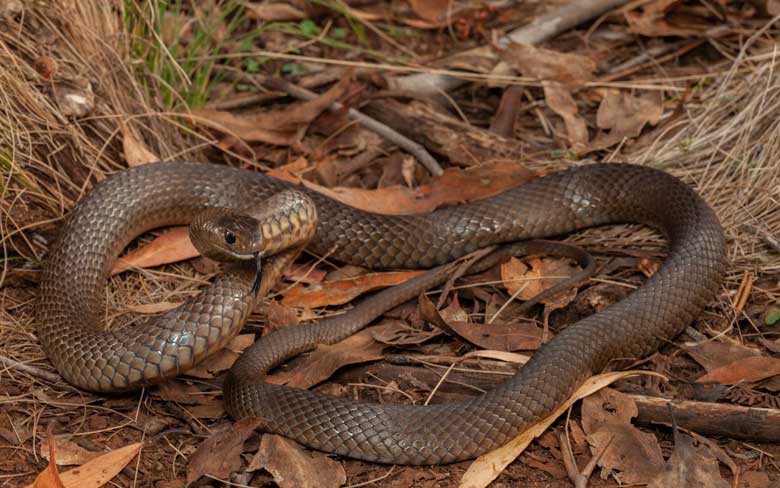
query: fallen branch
390 0 631 95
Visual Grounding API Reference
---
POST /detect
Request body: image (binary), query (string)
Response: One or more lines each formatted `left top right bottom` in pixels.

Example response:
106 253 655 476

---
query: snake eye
224 230 236 245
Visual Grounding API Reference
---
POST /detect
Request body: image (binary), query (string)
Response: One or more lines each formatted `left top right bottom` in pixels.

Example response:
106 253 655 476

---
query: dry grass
1 1 780 486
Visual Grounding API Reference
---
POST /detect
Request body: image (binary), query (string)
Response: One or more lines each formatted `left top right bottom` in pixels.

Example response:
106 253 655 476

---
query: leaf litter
6 0 780 486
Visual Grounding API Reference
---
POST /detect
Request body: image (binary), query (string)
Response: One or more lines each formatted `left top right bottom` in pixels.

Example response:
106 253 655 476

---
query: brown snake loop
37 161 726 465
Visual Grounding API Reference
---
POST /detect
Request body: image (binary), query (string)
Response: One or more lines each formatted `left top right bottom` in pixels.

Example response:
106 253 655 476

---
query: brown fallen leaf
120 121 159 167
185 333 255 379
682 338 760 372
185 402 225 419
246 434 346 488
40 437 99 466
111 226 197 275
501 43 596 87
581 388 664 485
370 320 443 346
272 158 537 215
543 82 589 150
419 292 543 351
624 0 703 37
459 371 665 488
186 418 262 486
697 355 780 385
158 380 202 404
30 427 65 488
408 0 449 22
30 440 142 488
281 270 424 308
647 430 729 488
741 470 770 488
589 89 664 151
244 2 305 21
189 76 350 147
500 256 578 310
266 328 384 389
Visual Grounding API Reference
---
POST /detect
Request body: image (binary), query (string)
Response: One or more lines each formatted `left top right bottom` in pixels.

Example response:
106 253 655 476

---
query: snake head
190 207 264 262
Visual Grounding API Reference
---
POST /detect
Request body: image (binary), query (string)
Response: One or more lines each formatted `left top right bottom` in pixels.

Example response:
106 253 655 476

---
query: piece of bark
363 99 525 167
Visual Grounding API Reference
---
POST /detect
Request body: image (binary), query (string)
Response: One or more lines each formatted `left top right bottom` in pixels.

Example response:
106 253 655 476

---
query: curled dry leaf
186 418 262 486
247 434 346 488
266 328 385 389
371 320 443 346
120 121 160 167
459 371 665 488
589 89 664 151
281 270 424 308
697 355 780 385
30 441 142 488
408 0 450 22
189 75 351 147
500 43 594 150
581 388 664 485
647 430 729 488
419 292 543 351
500 256 578 310
543 82 589 149
624 0 703 37
30 429 65 488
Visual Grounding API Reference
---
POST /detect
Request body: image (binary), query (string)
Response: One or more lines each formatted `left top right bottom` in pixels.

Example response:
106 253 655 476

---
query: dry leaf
501 43 596 86
682 338 760 372
29 442 142 488
111 226 197 275
245 2 305 21
589 90 663 151
625 0 702 37
247 434 346 488
186 402 225 419
189 76 350 146
267 328 384 389
581 388 664 485
647 431 729 488
158 380 201 404
419 287 543 351
408 0 449 22
273 158 537 215
40 437 99 466
370 320 443 345
185 334 255 379
543 82 589 149
741 470 770 488
53 79 94 118
459 371 665 488
30 429 65 488
281 270 424 308
697 355 780 384
500 256 578 310
186 418 262 485
120 121 159 167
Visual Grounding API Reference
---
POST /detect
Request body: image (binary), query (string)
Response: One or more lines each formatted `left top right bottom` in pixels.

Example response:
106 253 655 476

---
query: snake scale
37 161 726 465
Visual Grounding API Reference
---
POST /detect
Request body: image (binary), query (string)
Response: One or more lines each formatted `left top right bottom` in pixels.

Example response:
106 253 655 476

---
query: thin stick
0 354 61 383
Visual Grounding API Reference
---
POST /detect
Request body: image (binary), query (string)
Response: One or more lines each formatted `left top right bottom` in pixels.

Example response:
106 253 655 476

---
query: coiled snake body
38 161 726 465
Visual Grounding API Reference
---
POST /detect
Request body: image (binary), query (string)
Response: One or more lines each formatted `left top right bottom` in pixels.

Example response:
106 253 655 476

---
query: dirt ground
2 1 780 487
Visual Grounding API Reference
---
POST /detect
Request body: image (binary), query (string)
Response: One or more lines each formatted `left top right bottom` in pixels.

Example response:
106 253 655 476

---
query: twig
560 431 615 488
390 0 631 95
219 69 444 176
742 223 780 253
0 354 62 383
